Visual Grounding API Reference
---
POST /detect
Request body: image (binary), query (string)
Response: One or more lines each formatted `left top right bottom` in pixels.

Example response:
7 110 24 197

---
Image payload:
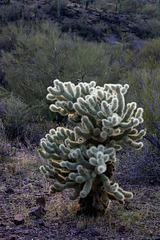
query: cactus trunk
57 0 61 18
119 0 122 13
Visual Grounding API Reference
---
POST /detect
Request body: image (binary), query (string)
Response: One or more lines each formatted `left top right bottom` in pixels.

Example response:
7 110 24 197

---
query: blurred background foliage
1 22 160 138
0 1 160 180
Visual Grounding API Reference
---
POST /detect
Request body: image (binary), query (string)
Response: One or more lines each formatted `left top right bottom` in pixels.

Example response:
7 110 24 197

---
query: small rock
116 225 126 233
6 225 11 230
0 233 3 238
15 226 21 231
22 183 32 189
0 221 6 227
44 223 50 228
25 236 34 240
35 182 43 188
90 228 100 236
14 214 24 225
8 235 17 240
36 196 46 206
29 206 46 219
24 229 30 235
71 227 81 234
38 219 44 226
5 188 14 194
97 221 103 226
0 186 6 192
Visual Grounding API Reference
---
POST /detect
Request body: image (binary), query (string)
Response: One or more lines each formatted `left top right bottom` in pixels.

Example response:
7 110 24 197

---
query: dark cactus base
77 162 115 217
77 192 108 217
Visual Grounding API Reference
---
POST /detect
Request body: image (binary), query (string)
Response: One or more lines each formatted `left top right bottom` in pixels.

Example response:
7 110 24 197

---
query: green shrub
91 0 115 11
51 0 67 16
145 19 160 38
61 19 104 41
89 0 158 16
0 90 54 143
121 65 160 158
0 2 23 23
1 21 121 116
136 38 160 69
0 94 31 140
122 0 143 14
142 3 158 17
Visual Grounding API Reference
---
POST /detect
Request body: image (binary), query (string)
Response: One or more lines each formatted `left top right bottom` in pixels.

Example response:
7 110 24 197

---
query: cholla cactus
40 80 146 215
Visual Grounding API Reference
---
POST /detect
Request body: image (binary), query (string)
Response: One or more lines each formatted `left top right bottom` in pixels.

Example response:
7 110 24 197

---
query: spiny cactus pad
40 80 146 215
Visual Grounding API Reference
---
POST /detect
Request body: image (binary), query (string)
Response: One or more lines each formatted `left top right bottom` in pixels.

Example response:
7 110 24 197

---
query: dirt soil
0 147 160 240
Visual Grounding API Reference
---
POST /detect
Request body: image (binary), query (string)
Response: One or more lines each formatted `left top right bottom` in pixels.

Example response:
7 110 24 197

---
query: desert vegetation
0 0 160 239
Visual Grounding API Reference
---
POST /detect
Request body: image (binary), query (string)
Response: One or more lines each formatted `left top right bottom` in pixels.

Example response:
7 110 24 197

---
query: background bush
73 0 159 16
0 1 160 182
1 21 160 139
0 93 31 139
0 1 23 22
1 21 122 118
0 90 54 144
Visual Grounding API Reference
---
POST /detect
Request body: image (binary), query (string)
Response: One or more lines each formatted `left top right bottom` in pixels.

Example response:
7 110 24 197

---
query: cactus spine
40 80 146 216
